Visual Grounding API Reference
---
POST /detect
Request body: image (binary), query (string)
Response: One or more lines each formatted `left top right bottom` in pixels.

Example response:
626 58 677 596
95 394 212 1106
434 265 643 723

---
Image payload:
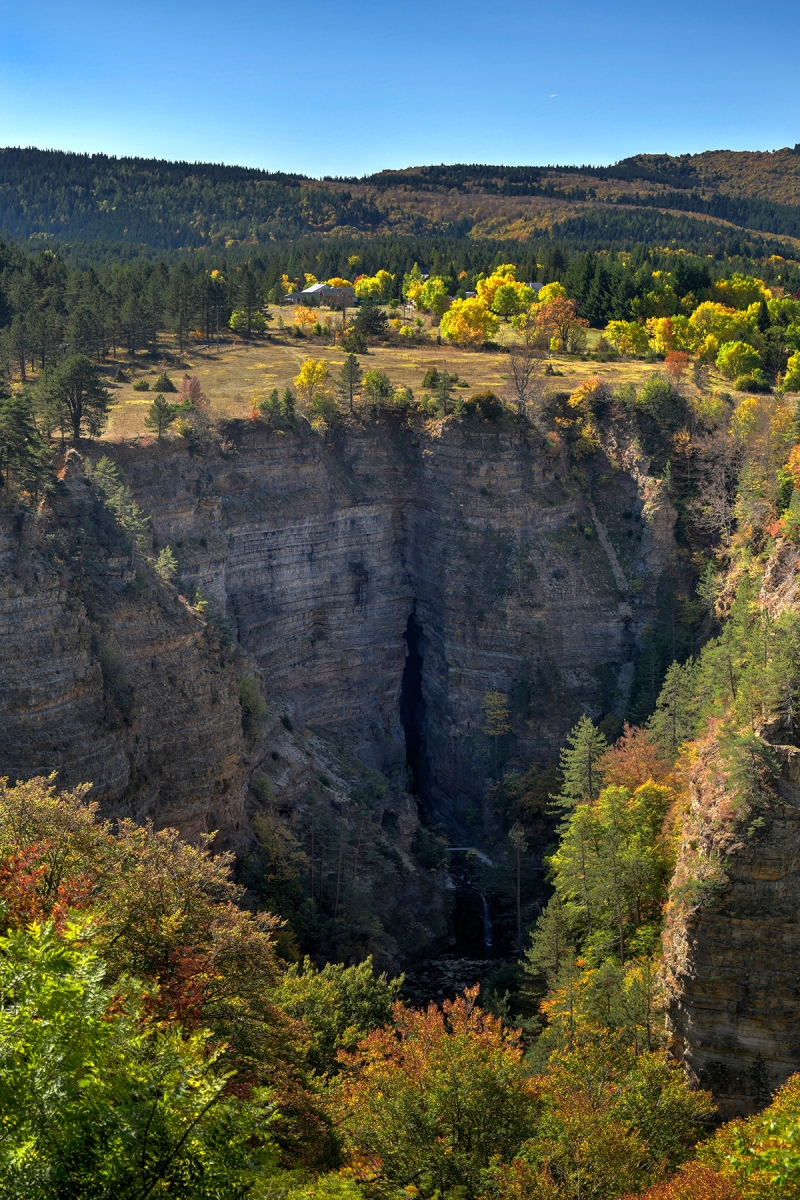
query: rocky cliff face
663 540 800 1118
0 413 674 965
0 451 249 844
7 414 800 1094
664 736 800 1118
114 414 673 832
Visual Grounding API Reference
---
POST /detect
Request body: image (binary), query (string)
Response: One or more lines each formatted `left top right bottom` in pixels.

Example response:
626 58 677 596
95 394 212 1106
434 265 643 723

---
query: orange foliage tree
623 1161 743 1199
535 296 589 351
332 986 538 1196
665 350 691 382
0 845 90 930
598 723 672 791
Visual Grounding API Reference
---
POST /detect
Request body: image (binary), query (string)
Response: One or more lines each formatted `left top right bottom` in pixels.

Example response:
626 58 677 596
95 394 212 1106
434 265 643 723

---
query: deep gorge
1 414 671 834
6 410 798 1111
1 414 669 961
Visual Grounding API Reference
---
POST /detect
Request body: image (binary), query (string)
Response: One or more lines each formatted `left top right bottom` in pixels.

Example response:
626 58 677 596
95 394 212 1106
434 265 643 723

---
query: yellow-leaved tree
418 277 450 318
440 297 499 347
476 265 535 320
294 307 318 331
785 350 800 392
709 272 770 310
605 320 649 356
354 270 394 301
293 358 330 405
687 301 755 349
536 281 568 304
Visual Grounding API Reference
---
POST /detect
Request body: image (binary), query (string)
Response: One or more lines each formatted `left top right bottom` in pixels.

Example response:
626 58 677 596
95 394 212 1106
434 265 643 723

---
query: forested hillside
4 145 800 256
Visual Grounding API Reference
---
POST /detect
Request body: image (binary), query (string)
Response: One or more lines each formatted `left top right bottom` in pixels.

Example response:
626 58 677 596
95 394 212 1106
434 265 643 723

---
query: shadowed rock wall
0 455 248 843
112 415 672 830
0 410 676 857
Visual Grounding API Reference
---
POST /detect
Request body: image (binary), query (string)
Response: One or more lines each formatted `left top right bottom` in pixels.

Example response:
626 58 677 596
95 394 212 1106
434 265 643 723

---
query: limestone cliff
663 539 800 1117
113 413 674 831
0 413 675 966
0 451 249 844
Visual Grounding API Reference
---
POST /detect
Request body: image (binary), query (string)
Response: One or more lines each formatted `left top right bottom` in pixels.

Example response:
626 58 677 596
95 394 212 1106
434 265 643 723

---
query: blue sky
1 0 798 177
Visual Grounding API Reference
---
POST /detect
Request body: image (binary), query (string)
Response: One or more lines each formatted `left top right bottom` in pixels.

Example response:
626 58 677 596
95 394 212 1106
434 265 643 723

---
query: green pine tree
523 896 575 986
647 660 699 755
144 394 176 440
281 388 296 424
36 354 112 442
258 388 282 423
508 821 528 954
154 545 178 583
555 714 608 807
0 387 51 496
337 354 363 413
434 370 457 415
153 371 177 393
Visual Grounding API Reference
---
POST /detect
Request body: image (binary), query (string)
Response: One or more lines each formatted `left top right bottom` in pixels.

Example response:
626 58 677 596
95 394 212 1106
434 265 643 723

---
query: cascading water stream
480 894 493 950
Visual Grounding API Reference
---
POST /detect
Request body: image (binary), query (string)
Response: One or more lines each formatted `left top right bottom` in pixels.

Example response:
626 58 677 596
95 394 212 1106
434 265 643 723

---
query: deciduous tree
483 690 511 777
332 988 537 1198
507 341 543 420
176 374 210 410
535 296 589 353
605 320 650 356
362 368 392 414
0 921 279 1199
716 341 762 380
598 723 671 791
273 956 401 1077
419 276 450 319
440 297 499 347
294 358 330 405
493 1032 714 1200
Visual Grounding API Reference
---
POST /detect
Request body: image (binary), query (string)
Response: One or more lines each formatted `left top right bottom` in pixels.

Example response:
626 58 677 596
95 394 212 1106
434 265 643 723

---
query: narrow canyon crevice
399 612 426 791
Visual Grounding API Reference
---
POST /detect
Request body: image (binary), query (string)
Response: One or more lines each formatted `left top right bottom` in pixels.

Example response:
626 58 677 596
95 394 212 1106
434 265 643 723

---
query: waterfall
480 894 493 950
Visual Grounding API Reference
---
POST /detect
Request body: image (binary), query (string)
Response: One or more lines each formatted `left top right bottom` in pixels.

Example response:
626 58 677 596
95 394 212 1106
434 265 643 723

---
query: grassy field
102 307 677 441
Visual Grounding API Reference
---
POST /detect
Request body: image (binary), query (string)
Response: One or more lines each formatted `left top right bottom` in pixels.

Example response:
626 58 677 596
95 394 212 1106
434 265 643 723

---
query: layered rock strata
0 414 673 964
664 540 800 1116
664 739 800 1117
0 453 248 843
112 415 673 829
